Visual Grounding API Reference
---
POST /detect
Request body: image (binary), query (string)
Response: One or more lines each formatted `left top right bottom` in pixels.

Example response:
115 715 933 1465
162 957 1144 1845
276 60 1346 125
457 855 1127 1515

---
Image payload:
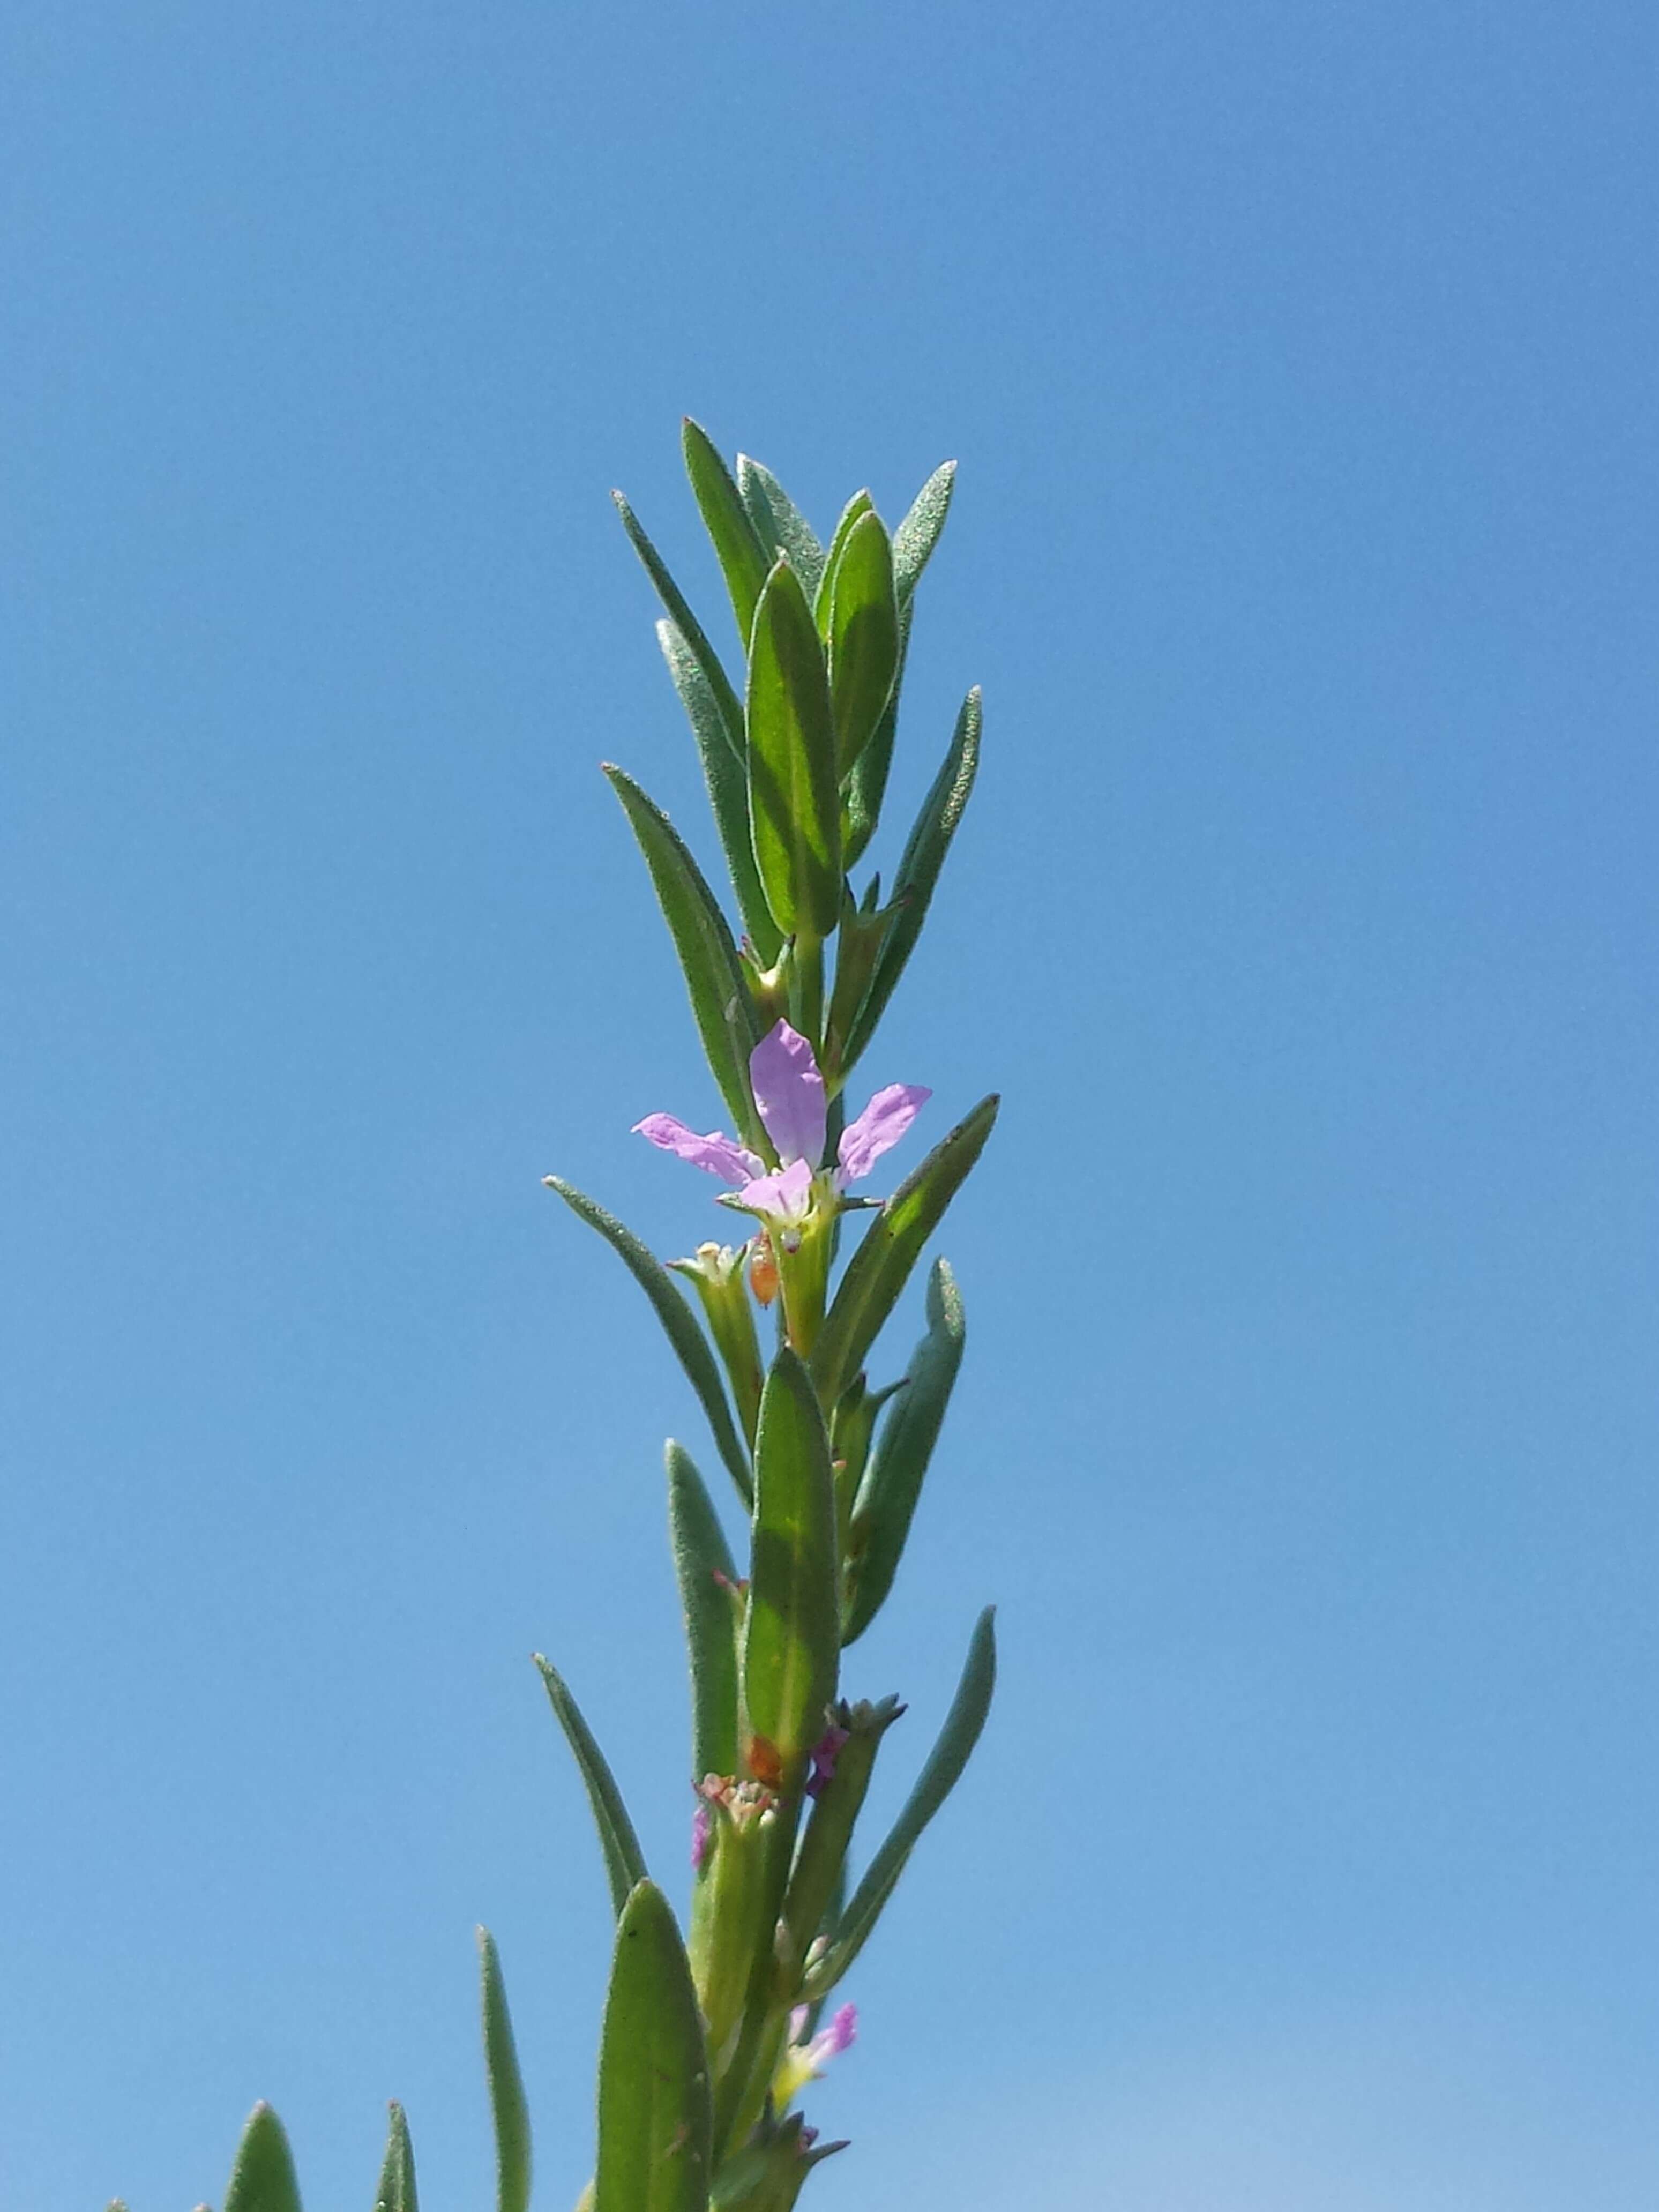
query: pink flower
773 2002 858 2107
804 1723 850 1800
634 1022 929 1227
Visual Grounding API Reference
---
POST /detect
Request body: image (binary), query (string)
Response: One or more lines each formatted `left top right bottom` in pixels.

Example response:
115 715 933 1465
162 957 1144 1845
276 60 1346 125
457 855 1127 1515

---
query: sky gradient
3 5 1656 2207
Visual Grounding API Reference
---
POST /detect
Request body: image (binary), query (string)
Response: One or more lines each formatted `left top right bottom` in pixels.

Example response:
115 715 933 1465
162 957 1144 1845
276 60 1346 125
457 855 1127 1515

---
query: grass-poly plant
161 421 997 2212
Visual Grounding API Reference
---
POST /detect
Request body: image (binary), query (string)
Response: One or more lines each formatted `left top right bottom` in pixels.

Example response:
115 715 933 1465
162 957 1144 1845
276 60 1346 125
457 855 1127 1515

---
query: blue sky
3 4 1656 2206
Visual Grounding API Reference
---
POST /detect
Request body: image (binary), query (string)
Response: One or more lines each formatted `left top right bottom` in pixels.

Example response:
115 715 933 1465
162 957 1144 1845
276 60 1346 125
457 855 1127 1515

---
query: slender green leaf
892 459 956 601
595 1881 713 2212
844 685 981 1068
602 765 764 1145
843 1259 967 1644
809 1606 996 1996
543 1176 752 1504
741 1347 839 1785
534 1656 648 1919
683 419 772 647
810 1096 998 1408
224 2103 303 2212
842 600 910 871
613 491 744 758
658 618 783 963
827 510 901 778
737 455 826 601
746 557 841 940
812 490 875 635
372 2104 418 2212
478 1931 531 2212
667 1440 740 1782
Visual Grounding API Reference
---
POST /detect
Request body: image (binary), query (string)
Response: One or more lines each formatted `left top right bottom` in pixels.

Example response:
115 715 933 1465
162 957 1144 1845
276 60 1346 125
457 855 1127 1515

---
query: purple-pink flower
634 1021 929 1227
773 2000 858 2106
804 1722 850 1800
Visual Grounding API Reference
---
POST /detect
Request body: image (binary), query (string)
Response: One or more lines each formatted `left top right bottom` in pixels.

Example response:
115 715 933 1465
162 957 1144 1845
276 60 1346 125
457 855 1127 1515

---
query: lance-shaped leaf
738 455 826 602
595 1881 713 2212
659 618 783 963
812 490 875 634
741 1347 840 1788
892 459 956 602
603 764 764 1146
224 2103 303 2212
478 1931 531 2212
534 1656 649 1919
806 1606 996 1998
844 685 981 1070
842 600 910 872
543 1176 752 1505
683 419 772 647
810 1095 997 1408
745 557 842 941
842 1258 967 1645
614 491 744 760
827 509 901 778
372 2103 418 2212
667 1440 740 1782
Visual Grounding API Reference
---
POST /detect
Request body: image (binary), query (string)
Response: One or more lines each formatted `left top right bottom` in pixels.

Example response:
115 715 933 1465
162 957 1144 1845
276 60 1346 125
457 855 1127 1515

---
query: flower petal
836 1083 932 1184
805 2003 858 2071
733 1156 816 1224
749 1020 827 1168
633 1113 762 1186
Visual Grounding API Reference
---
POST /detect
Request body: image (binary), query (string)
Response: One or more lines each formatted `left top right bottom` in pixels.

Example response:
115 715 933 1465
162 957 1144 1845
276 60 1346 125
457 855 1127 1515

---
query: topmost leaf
892 459 956 601
683 420 773 648
738 455 827 602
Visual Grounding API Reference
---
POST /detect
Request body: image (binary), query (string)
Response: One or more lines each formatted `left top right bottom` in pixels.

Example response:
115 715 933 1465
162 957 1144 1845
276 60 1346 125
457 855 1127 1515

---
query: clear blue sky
3 5 1655 2207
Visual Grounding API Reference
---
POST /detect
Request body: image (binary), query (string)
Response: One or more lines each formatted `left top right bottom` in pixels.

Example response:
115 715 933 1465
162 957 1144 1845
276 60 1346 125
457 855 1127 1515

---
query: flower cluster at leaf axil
200 421 999 2212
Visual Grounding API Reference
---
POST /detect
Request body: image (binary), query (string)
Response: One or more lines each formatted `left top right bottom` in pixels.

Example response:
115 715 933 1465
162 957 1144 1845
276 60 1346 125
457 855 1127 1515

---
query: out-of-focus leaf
478 1931 531 2212
741 1347 839 1788
892 459 956 601
807 1606 996 1996
657 619 782 964
595 1881 713 2212
667 1440 740 1782
543 1176 753 1505
826 510 900 778
372 2103 418 2212
810 1095 997 1408
603 764 764 1146
843 1260 966 1643
843 685 981 1068
737 455 826 602
683 419 772 647
745 557 842 940
223 2103 303 2212
613 490 744 759
534 1657 649 1919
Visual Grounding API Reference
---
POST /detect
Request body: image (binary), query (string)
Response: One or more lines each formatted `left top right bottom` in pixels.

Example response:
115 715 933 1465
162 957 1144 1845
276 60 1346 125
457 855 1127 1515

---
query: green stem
788 932 824 1059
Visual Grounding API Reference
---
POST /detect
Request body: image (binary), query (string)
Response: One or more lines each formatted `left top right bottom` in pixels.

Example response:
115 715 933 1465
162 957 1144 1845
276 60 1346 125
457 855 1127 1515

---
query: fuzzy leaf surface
810 1095 997 1408
843 1258 967 1643
595 1882 713 2212
534 1657 649 1918
604 764 763 1144
811 1606 996 1994
479 1931 531 2212
741 1347 840 1784
544 1176 752 1504
745 557 842 940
